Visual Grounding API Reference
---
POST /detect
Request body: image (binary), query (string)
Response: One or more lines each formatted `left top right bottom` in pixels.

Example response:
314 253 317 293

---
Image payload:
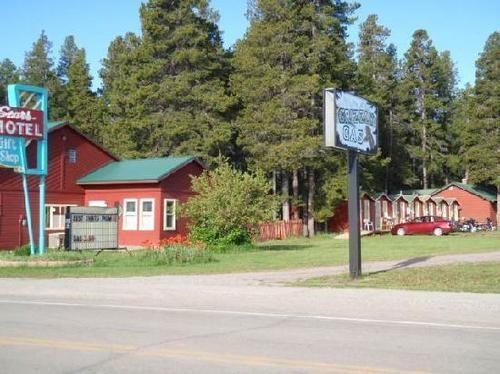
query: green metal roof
78 156 197 184
402 188 437 196
48 120 67 130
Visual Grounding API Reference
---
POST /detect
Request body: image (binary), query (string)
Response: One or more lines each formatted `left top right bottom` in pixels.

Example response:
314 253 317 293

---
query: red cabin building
433 182 497 225
0 121 117 250
79 157 204 247
0 120 203 250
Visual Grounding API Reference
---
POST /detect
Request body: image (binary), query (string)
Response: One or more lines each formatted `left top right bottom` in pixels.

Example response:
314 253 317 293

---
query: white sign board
324 90 378 155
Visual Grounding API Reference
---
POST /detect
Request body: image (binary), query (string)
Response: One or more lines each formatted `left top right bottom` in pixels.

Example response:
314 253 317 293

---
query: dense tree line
0 0 498 232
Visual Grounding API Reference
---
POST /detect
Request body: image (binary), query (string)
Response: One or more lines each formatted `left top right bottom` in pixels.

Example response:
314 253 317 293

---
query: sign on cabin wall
323 90 378 155
64 206 118 250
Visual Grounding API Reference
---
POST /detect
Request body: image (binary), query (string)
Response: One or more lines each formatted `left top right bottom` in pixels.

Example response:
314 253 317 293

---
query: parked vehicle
454 218 477 232
391 216 453 236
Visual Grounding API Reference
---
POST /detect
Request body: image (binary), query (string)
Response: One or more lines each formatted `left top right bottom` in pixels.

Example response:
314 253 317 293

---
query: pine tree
102 0 236 162
21 31 64 119
100 32 143 156
355 15 404 193
0 59 19 104
400 29 456 189
232 0 358 233
465 32 500 225
57 36 80 83
65 48 105 141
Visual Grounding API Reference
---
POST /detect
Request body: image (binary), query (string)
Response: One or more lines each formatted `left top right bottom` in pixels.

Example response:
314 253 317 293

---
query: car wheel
433 227 443 236
396 227 406 236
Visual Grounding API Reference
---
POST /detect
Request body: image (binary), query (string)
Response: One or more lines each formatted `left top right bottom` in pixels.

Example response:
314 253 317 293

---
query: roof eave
78 179 159 185
156 157 203 182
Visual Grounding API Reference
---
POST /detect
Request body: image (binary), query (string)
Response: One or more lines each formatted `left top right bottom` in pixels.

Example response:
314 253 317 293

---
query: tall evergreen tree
21 31 64 119
57 35 80 83
355 14 404 192
100 32 143 156
0 59 19 104
232 0 358 233
400 29 456 189
464 32 499 225
101 0 236 160
65 48 105 141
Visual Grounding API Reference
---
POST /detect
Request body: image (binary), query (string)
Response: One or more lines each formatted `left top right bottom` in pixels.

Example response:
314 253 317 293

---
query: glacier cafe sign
323 90 378 155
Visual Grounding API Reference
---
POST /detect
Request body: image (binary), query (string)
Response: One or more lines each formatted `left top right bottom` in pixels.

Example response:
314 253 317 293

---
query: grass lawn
0 231 498 278
295 262 500 294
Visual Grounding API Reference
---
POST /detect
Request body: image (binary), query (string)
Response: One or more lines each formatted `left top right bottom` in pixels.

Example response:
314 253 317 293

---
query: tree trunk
422 111 428 189
292 169 299 220
497 186 499 231
307 168 315 236
281 170 290 222
272 170 277 220
385 108 393 194
302 168 309 237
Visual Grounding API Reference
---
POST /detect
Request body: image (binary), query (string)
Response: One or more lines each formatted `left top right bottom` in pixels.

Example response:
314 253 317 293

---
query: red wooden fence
256 219 303 241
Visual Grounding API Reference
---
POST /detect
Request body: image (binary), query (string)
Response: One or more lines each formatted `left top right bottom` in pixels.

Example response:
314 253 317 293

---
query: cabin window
139 198 155 231
163 199 176 230
45 204 76 230
123 199 138 230
68 149 77 164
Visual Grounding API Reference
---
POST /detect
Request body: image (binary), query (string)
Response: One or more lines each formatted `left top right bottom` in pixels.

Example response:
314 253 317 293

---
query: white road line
1 299 499 332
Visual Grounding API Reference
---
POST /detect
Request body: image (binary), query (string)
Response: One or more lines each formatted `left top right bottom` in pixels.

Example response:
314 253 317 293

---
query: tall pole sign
323 89 378 278
2 84 49 255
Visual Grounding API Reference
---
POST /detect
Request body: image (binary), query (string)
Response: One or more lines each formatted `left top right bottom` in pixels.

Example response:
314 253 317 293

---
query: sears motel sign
0 106 44 139
0 105 45 169
323 90 378 154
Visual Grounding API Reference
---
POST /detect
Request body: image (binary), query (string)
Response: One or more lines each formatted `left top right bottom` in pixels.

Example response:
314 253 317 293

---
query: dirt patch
0 259 94 267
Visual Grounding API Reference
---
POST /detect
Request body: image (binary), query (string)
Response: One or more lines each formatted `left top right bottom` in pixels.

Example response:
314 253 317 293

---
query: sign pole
38 175 46 254
21 174 35 256
348 149 361 278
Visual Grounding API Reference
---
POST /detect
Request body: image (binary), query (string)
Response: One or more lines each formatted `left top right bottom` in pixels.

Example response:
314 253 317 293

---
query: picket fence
256 219 303 241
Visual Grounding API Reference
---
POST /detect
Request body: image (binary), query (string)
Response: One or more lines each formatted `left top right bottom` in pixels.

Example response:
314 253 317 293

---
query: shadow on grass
368 256 433 276
258 244 311 251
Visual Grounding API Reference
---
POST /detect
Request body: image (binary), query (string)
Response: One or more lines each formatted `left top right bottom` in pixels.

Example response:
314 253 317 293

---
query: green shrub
189 225 252 247
181 162 280 246
141 245 215 266
14 245 31 257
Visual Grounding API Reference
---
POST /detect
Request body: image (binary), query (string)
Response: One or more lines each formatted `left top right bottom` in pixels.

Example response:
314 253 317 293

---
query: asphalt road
1 271 499 373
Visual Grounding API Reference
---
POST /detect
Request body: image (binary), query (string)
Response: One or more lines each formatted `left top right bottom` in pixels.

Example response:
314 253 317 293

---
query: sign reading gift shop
2 84 49 256
0 137 22 168
323 89 378 279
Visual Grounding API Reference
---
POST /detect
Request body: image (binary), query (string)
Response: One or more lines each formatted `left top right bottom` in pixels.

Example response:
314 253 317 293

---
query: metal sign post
3 84 49 255
324 89 378 279
348 150 361 277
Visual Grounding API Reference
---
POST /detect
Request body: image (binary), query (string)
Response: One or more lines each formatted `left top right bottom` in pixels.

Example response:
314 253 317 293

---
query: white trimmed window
139 198 155 231
163 199 177 231
123 199 138 230
45 204 76 230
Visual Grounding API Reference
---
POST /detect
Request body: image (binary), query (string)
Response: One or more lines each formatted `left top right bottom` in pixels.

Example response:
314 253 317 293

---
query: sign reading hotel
0 106 45 139
323 90 378 155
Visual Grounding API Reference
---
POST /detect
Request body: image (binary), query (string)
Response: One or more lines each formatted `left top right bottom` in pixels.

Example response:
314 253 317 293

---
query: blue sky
1 0 498 90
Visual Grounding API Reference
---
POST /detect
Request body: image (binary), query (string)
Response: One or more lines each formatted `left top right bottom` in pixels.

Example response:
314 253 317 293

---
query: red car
391 216 453 236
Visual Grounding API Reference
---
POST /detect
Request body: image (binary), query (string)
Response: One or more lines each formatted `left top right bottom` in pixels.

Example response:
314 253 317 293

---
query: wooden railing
256 219 303 241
